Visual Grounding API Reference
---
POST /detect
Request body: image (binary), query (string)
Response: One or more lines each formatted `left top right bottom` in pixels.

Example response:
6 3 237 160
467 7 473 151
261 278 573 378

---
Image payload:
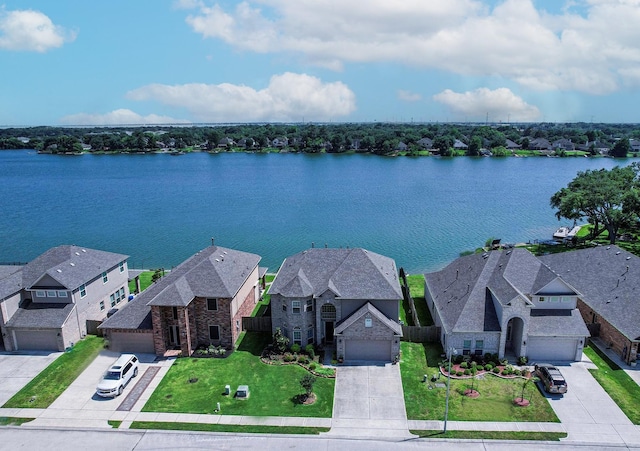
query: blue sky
1 0 640 126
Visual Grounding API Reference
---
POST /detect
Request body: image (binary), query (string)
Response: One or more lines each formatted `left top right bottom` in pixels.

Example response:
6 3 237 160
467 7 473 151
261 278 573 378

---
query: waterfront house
100 245 261 356
0 245 129 352
417 137 433 149
269 248 403 362
528 138 552 151
425 248 589 361
540 245 640 365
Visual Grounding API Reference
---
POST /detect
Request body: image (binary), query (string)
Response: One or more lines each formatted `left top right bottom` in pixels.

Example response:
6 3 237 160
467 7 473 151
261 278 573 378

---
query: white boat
553 227 570 240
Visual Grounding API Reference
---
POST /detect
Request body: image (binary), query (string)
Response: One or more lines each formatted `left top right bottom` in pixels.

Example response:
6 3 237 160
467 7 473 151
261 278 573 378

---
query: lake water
0 150 626 274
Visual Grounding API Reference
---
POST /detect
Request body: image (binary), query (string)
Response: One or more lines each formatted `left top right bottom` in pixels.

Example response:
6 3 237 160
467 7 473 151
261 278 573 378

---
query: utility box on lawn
236 385 249 399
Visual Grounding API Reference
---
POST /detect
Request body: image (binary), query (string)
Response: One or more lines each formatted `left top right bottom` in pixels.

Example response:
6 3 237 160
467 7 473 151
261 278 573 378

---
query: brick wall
231 287 256 346
193 297 232 349
336 312 401 360
577 299 638 363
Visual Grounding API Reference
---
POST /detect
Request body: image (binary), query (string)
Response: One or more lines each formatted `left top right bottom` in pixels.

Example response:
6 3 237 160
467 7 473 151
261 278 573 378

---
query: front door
324 321 334 343
168 325 180 347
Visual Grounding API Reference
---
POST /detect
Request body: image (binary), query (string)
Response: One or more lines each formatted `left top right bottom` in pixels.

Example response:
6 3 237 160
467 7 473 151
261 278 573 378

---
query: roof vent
606 299 612 303
56 269 62 273
70 262 75 266
616 251 621 255
506 250 511 255
81 249 86 252
215 259 220 262
75 252 80 256
607 246 611 250
627 256 631 260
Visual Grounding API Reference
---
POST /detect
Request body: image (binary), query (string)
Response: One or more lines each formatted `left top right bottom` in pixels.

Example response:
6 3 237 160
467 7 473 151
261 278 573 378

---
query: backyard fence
242 316 272 332
401 325 439 343
399 268 420 327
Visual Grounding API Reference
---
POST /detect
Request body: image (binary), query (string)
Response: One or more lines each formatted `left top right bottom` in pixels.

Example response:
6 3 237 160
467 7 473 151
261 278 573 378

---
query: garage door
527 337 578 361
13 330 59 351
345 339 391 361
109 331 155 354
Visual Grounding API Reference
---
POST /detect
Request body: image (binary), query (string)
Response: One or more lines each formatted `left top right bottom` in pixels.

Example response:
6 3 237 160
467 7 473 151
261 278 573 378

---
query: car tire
133 367 138 377
118 386 123 396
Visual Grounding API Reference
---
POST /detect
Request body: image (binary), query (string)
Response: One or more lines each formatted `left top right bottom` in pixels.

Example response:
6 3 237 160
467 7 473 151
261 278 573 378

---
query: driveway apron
0 352 62 405
326 362 413 438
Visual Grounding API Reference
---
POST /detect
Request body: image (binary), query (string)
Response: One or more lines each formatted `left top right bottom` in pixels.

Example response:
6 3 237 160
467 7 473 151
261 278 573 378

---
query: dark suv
534 363 567 394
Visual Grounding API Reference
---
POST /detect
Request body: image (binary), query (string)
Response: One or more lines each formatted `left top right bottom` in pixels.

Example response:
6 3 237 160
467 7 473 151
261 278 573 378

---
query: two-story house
269 248 403 362
100 245 261 356
0 245 129 351
425 248 589 361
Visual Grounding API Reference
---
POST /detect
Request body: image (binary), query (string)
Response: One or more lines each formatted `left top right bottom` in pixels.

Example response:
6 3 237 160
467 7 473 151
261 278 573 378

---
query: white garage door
345 339 391 361
527 337 578 361
13 330 59 351
109 331 155 354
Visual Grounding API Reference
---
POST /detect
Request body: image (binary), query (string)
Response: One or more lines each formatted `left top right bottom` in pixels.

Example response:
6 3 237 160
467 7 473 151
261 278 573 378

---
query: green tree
467 136 482 156
550 166 640 244
299 374 316 400
273 327 289 353
611 138 631 158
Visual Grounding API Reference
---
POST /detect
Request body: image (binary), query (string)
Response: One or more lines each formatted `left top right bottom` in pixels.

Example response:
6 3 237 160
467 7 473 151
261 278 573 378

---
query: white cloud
433 87 541 122
59 109 189 126
182 0 640 94
397 90 422 102
126 72 356 122
0 8 75 52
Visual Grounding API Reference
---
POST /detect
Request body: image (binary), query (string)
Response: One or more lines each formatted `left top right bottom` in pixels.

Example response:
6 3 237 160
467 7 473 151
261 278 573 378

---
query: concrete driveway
327 362 412 438
0 351 62 405
541 360 640 446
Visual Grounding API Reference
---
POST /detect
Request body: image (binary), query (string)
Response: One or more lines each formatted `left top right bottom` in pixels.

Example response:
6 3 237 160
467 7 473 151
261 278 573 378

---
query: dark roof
269 248 401 300
5 300 74 329
540 245 640 340
0 265 23 300
100 246 260 330
21 245 128 291
335 302 402 336
425 248 564 334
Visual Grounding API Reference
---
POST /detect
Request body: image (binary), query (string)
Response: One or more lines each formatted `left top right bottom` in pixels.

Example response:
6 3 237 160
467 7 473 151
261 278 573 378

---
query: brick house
269 248 403 362
425 248 589 361
0 245 129 351
541 245 640 365
100 245 261 356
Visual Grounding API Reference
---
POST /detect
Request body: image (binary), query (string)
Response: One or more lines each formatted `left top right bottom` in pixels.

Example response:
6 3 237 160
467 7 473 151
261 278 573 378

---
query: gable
335 302 402 336
31 273 66 289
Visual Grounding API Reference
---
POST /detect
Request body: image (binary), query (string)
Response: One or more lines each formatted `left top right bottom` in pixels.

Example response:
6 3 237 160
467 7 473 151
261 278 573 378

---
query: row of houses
2 243 639 365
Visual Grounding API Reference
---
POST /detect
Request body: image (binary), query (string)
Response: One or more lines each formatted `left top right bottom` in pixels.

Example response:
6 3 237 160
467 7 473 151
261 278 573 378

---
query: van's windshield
104 371 121 380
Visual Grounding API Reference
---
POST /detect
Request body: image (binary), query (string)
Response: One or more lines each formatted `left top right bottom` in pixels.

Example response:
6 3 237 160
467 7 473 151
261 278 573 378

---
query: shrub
484 363 493 371
456 371 464 377
492 367 500 374
454 355 464 364
291 344 301 353
460 361 468 369
463 369 471 375
470 361 477 368
298 356 309 364
283 353 294 362
499 358 509 366
513 369 521 376
309 363 317 371
502 369 511 376
484 353 493 362
305 344 315 359
518 356 528 365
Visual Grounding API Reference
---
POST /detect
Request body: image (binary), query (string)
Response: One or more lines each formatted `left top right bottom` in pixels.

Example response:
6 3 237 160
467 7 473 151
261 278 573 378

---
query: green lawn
143 332 334 417
406 274 433 326
130 421 329 435
410 430 567 441
584 346 640 424
2 335 104 408
400 342 558 422
128 270 154 293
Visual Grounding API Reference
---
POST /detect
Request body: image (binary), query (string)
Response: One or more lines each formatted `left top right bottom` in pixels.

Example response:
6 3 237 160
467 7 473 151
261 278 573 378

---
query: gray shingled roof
100 246 260 330
335 302 402 336
0 265 23 300
425 248 565 334
269 248 401 300
529 309 589 336
5 300 74 328
21 245 128 291
540 245 640 340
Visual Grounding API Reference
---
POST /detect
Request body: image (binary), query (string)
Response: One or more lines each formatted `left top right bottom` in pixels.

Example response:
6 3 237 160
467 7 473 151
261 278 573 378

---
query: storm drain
117 366 160 411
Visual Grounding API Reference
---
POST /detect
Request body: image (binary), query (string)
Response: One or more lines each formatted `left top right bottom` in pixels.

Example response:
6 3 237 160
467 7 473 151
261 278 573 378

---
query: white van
96 354 139 397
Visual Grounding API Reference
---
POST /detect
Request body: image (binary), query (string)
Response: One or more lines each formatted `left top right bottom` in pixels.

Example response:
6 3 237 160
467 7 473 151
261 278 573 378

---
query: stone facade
578 299 638 364
335 310 401 360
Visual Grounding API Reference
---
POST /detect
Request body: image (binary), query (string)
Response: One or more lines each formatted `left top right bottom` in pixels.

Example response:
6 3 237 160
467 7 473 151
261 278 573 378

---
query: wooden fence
401 325 439 343
242 316 272 332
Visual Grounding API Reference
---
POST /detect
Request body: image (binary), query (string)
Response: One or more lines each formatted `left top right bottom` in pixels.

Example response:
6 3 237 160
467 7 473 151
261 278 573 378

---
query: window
549 296 559 303
293 327 302 345
57 291 67 298
36 290 45 298
282 325 288 338
321 304 336 321
365 318 373 328
172 307 178 320
79 284 86 298
292 301 301 313
475 340 484 356
99 300 105 311
306 299 313 312
463 339 471 355
119 287 125 300
119 261 125 273
102 271 108 283
539 296 546 302
209 325 220 340
110 293 116 307
282 302 287 312
307 326 314 344
207 298 218 311
46 290 57 298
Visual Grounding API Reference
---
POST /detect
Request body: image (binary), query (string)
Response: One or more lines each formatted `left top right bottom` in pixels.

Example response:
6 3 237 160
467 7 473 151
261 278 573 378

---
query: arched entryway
321 304 336 343
505 317 525 358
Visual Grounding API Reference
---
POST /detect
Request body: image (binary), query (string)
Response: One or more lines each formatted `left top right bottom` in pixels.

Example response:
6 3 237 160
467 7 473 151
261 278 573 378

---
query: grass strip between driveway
583 346 640 424
130 421 329 435
2 335 104 409
409 430 567 441
0 417 34 426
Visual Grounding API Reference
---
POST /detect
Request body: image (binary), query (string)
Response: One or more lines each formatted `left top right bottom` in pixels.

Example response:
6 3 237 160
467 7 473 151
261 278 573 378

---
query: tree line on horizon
1 122 639 157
